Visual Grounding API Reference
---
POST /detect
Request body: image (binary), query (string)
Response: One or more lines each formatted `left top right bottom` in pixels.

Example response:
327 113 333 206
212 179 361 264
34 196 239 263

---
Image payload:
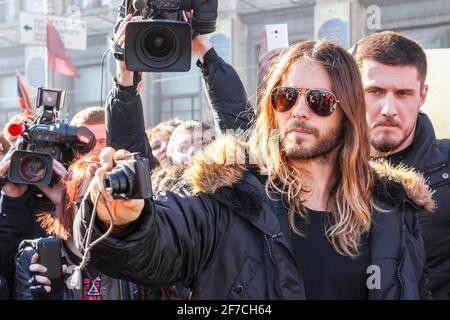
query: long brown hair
38 152 101 240
249 40 374 256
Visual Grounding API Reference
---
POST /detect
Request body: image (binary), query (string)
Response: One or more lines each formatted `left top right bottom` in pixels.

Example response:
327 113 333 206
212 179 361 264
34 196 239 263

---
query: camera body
7 87 96 186
122 0 218 72
103 153 152 199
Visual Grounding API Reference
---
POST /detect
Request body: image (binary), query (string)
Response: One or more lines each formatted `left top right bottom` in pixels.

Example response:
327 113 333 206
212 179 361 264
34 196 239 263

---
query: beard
370 116 411 153
281 121 342 161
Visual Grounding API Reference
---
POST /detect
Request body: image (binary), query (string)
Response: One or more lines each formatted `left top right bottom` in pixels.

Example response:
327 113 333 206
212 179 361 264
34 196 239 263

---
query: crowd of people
0 3 449 301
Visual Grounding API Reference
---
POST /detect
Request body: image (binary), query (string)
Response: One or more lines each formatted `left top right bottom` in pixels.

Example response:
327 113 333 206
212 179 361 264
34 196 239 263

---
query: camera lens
18 155 47 183
136 24 182 69
103 164 135 198
144 30 175 59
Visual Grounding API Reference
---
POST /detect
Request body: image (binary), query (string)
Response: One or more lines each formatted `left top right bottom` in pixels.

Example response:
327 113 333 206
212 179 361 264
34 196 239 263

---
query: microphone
133 0 147 12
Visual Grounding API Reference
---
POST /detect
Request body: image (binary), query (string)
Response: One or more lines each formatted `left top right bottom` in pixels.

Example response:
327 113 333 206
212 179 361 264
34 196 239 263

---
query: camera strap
109 37 125 61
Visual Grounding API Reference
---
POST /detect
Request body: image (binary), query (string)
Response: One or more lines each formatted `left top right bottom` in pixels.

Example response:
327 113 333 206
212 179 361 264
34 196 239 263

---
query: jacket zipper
264 234 284 299
424 162 447 176
397 207 407 299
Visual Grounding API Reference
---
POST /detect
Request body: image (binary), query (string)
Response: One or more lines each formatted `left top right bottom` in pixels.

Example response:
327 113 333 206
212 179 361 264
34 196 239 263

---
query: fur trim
182 135 435 211
184 135 247 194
370 160 435 211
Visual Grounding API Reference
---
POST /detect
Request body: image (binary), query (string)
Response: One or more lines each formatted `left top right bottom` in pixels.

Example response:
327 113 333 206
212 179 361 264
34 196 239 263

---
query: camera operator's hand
89 147 144 228
28 252 67 300
114 13 135 86
36 160 67 207
0 145 28 197
192 34 213 64
258 27 284 93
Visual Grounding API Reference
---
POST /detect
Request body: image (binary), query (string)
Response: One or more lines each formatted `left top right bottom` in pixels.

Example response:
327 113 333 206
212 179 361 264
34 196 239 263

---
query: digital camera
7 87 96 186
103 153 152 199
115 0 218 72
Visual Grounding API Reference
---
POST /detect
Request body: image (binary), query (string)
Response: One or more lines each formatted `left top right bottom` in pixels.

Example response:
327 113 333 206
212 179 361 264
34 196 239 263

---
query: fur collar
180 135 435 213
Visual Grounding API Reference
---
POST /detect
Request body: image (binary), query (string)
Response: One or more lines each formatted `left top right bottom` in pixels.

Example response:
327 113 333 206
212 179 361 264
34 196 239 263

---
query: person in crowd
0 146 66 299
258 30 450 299
0 107 101 299
146 118 184 168
350 31 450 299
74 40 433 300
14 152 142 300
70 107 107 153
166 120 215 165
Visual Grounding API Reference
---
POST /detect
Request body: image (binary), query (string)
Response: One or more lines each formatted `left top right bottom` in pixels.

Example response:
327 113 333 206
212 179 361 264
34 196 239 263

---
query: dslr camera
7 87 96 186
103 153 152 199
114 0 218 72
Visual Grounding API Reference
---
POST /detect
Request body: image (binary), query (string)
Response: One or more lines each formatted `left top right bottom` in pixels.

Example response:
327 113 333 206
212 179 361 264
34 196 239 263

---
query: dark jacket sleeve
105 81 153 166
0 192 36 296
14 245 36 300
197 48 254 133
73 191 231 289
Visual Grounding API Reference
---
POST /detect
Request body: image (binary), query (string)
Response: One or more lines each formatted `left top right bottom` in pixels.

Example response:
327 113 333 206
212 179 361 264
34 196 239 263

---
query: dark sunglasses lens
271 87 299 112
306 90 336 116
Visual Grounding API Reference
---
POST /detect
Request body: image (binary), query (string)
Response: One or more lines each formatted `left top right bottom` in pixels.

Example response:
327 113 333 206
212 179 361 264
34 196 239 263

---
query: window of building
0 0 16 22
0 75 21 128
155 59 202 122
73 64 103 106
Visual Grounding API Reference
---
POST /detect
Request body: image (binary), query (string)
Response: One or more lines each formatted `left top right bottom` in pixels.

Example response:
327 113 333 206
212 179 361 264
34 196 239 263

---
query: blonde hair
70 107 105 126
249 40 374 256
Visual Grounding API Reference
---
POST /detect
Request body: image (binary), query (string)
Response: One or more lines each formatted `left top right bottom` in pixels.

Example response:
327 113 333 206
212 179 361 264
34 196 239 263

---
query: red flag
16 72 35 116
46 18 79 77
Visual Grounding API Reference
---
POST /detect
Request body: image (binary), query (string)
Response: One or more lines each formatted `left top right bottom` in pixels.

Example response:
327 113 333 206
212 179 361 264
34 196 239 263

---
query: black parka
73 136 433 300
399 112 450 299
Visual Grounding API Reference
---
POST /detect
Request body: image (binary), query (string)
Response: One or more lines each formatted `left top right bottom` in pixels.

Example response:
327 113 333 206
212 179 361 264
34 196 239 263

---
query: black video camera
103 153 152 199
7 87 96 186
116 0 218 72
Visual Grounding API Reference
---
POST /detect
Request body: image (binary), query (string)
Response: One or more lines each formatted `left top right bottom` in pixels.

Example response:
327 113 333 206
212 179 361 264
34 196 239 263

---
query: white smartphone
265 24 289 52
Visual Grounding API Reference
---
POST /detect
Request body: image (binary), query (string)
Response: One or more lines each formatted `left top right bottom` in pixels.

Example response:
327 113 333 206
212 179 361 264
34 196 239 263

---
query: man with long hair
74 40 433 299
351 31 450 300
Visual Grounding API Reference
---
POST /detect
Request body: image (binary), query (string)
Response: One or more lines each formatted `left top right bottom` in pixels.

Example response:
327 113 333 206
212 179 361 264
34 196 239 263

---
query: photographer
106 6 252 165
0 146 67 299
14 152 141 300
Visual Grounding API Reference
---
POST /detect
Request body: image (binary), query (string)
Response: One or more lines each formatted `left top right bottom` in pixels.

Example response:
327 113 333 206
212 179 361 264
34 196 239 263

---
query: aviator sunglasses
270 86 340 117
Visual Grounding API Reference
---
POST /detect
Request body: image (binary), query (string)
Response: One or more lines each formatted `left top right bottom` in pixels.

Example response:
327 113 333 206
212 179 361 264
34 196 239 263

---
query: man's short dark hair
351 31 427 84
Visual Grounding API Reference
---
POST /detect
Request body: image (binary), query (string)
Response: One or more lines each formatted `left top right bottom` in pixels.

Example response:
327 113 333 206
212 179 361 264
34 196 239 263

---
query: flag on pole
16 72 35 116
46 18 79 77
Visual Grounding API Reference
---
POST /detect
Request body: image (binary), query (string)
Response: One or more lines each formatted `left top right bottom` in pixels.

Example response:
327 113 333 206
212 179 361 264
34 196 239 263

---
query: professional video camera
113 0 218 72
7 87 96 186
103 153 152 199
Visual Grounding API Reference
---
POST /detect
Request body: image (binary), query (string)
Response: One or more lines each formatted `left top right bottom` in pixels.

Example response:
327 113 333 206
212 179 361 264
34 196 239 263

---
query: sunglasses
270 87 340 117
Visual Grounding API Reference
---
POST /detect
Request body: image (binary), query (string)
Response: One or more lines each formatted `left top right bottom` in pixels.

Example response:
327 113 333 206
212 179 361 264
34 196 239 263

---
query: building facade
0 0 450 129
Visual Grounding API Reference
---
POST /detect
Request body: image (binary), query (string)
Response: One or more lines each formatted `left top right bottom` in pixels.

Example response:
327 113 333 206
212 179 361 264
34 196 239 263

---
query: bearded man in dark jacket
351 31 450 300
74 40 433 300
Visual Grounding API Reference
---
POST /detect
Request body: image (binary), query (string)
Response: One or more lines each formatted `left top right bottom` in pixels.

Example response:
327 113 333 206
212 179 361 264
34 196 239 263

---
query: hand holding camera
88 148 148 228
114 14 135 87
6 87 95 188
112 0 218 73
0 144 66 203
0 145 28 198
258 27 287 95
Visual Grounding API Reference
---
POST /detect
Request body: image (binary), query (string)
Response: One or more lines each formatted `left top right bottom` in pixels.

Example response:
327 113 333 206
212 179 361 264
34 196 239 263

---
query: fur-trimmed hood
178 135 435 212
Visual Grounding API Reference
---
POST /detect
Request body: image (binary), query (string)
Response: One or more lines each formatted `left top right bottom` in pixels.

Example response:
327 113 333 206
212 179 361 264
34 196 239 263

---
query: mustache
285 121 319 136
371 116 400 129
